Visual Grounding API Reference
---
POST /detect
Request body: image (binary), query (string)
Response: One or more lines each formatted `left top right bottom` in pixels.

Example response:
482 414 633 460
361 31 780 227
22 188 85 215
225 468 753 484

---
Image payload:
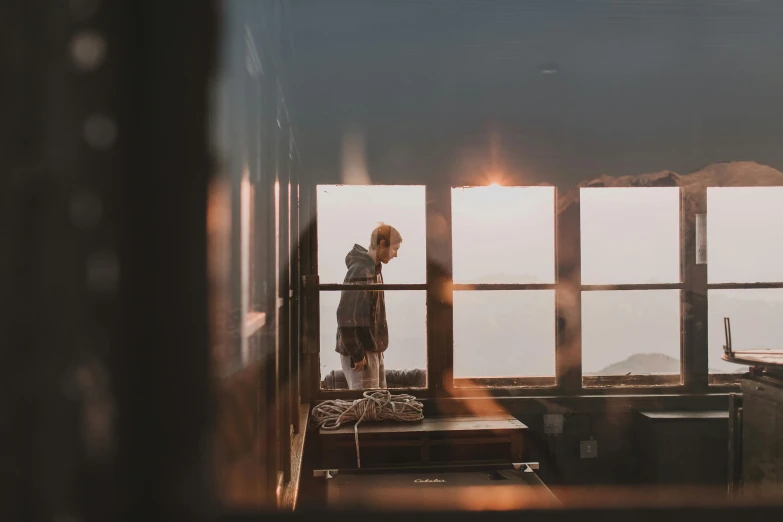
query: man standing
335 223 402 390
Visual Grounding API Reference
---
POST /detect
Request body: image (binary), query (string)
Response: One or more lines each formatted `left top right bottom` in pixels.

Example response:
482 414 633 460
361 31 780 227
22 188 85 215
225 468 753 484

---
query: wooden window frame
705 186 783 386
449 185 558 390
310 184 560 398
307 183 757 399
312 185 431 394
574 187 686 391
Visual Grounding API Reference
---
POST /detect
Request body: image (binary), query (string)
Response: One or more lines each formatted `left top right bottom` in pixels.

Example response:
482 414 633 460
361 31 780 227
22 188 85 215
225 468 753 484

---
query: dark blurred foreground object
2 1 216 520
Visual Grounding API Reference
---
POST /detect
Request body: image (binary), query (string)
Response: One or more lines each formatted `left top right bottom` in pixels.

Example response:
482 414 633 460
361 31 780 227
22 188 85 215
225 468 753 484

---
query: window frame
578 186 685 389
313 184 430 392
450 185 558 388
705 186 783 385
306 182 750 400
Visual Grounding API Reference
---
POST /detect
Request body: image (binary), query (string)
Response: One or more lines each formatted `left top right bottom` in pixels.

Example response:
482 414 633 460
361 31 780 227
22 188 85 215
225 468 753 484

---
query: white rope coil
311 390 424 468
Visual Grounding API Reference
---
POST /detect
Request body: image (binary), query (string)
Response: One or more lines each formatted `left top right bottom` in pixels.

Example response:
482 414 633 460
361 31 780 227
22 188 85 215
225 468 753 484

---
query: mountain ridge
558 161 783 213
586 353 745 376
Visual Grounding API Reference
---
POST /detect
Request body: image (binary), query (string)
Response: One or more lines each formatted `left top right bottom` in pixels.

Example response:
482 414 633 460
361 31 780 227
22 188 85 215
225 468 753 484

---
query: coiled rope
311 390 424 468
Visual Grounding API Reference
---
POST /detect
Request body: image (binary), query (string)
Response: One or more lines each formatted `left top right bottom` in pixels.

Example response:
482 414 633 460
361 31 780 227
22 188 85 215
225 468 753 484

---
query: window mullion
556 194 582 394
426 183 454 395
299 183 319 403
683 187 708 391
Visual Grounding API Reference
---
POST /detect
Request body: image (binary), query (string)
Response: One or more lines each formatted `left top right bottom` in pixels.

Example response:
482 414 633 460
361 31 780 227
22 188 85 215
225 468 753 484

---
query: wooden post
683 187 708 391
426 183 454 395
556 197 582 394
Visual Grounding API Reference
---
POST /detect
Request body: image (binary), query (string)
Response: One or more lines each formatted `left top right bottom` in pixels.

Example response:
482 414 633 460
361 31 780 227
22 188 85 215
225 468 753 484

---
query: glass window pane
319 290 427 389
708 289 783 374
453 290 555 378
317 185 426 284
580 188 680 285
707 187 783 284
582 290 681 377
452 186 555 284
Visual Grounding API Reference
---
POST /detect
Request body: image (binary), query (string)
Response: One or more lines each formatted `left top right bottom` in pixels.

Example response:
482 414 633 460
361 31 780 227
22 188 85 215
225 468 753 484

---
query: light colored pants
340 352 386 390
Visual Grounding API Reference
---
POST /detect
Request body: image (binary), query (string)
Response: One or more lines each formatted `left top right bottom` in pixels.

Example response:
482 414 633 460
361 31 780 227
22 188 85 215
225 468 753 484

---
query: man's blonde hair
370 222 402 249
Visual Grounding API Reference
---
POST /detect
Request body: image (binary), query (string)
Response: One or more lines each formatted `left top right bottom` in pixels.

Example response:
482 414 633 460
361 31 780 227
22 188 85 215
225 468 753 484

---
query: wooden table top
319 414 527 436
723 352 783 369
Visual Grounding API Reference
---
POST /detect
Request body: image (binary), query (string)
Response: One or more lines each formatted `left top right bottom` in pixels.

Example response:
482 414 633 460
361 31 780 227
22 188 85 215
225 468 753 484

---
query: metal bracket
723 317 733 357
512 462 540 473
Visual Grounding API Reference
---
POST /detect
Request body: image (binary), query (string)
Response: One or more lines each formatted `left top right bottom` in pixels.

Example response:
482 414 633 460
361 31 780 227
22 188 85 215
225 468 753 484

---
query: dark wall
516 410 728 489
516 411 636 486
423 394 731 489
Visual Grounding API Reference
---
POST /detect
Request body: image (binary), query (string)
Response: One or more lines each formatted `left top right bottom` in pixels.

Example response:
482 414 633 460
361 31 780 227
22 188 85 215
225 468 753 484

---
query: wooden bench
319 414 528 469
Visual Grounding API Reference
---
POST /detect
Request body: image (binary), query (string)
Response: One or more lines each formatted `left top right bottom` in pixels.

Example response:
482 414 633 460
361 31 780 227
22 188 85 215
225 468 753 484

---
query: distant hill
588 353 743 376
592 353 680 375
558 161 783 215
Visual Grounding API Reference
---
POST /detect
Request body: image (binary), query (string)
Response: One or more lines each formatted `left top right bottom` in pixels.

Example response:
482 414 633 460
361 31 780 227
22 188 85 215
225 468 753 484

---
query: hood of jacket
344 244 380 281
